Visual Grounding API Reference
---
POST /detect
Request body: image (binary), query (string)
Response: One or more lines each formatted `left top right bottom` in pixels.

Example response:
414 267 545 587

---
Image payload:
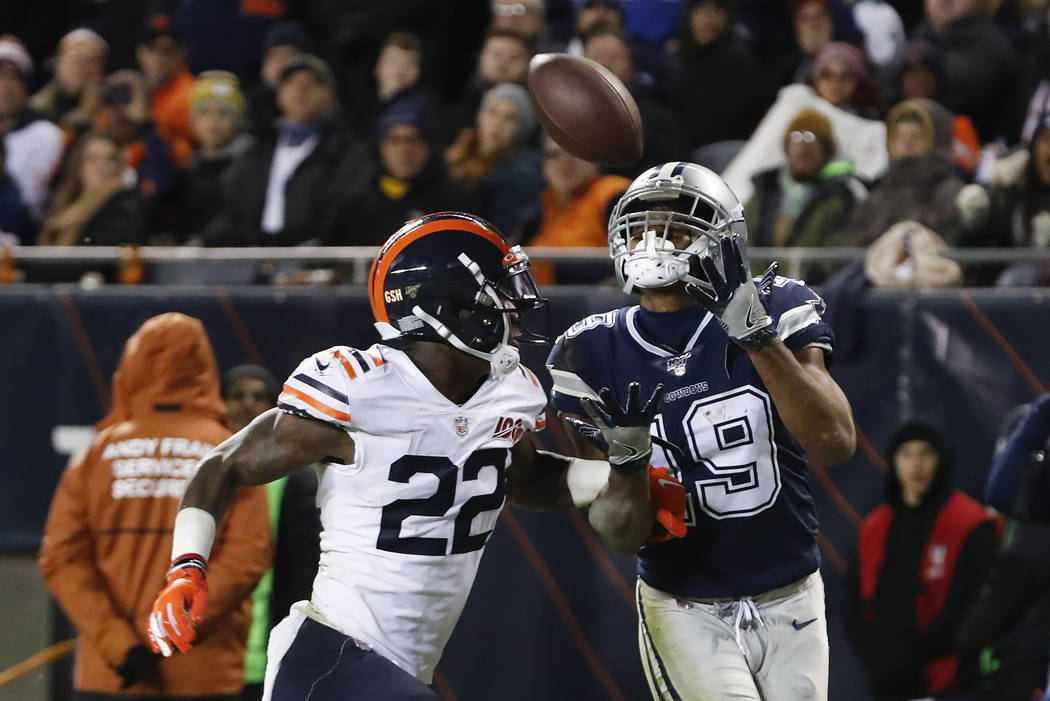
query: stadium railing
5 246 1050 284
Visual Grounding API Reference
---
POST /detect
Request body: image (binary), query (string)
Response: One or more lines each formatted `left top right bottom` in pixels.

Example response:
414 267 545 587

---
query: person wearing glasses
742 108 867 282
807 42 884 119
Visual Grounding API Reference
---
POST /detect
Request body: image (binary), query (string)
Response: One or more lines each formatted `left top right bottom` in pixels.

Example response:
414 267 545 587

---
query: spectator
808 41 883 118
846 421 999 700
583 28 688 174
37 132 144 247
956 394 1050 701
0 36 64 222
30 28 107 133
777 0 835 86
743 108 867 281
0 137 33 244
220 364 320 701
490 0 562 52
566 0 626 56
451 27 533 138
337 98 475 246
93 70 182 220
891 39 980 177
668 0 772 149
522 134 629 283
206 55 371 247
38 313 270 699
137 14 195 159
351 31 437 139
1019 4 1049 145
848 98 968 244
446 83 543 239
979 113 1050 286
244 22 311 139
178 71 252 240
913 0 1022 142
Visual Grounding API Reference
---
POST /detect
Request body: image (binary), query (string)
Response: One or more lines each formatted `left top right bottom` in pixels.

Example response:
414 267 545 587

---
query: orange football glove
648 466 688 541
147 558 209 656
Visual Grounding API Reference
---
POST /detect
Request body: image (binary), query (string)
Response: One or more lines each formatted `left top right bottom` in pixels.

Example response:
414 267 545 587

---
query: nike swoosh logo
745 301 764 328
315 357 330 372
611 441 641 458
791 617 818 630
656 478 679 489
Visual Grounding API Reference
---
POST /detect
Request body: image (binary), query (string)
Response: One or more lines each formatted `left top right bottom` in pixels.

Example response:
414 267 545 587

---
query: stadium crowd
0 0 1049 285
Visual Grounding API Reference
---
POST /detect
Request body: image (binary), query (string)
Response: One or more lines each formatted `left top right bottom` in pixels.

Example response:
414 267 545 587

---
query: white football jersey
277 344 547 683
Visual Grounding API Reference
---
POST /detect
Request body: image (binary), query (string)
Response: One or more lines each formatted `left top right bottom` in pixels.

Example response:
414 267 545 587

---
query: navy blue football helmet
368 212 548 374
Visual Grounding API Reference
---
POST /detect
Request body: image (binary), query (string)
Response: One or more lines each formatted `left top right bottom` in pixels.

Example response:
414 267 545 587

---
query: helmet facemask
379 246 549 376
609 175 748 295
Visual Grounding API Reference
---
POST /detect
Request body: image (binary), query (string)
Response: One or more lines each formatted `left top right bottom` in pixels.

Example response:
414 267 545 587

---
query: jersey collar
625 305 714 358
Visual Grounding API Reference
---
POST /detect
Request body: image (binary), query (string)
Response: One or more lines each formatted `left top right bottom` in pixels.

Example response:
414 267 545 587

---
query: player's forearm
749 341 856 465
589 470 655 554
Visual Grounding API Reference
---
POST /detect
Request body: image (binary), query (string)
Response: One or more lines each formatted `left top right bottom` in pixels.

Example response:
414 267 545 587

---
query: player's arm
505 434 608 510
687 235 856 466
748 342 855 466
147 408 354 656
561 414 658 554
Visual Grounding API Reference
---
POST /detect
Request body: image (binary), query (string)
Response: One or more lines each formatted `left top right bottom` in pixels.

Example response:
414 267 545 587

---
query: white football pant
637 571 829 701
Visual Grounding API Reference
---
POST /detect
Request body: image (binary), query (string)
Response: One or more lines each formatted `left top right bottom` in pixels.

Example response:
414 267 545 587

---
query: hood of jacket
885 420 955 509
96 312 227 431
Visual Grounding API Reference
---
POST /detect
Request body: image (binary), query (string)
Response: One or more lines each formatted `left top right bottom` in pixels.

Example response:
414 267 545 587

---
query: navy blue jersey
546 277 834 599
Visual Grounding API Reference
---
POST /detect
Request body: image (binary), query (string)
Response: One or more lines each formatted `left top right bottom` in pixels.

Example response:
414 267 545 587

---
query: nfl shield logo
666 353 690 377
455 416 469 436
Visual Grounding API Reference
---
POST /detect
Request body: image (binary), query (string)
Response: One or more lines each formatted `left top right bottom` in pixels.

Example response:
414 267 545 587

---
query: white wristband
171 507 217 562
565 457 611 507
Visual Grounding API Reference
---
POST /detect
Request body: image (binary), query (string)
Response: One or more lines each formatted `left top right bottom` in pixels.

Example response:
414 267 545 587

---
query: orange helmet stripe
368 214 512 324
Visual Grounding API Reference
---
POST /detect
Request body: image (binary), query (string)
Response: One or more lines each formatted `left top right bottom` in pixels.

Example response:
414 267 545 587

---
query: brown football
526 53 644 166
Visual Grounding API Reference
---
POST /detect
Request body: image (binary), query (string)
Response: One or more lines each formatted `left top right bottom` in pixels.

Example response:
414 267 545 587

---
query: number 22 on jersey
376 448 509 556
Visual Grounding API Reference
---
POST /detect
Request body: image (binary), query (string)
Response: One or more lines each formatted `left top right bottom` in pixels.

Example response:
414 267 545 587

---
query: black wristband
734 325 778 351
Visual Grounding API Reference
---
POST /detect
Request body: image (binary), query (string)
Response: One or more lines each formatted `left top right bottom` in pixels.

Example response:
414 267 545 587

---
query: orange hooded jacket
39 313 271 696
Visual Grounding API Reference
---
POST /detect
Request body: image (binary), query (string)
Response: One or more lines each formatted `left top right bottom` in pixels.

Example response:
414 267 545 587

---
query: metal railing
5 246 1050 284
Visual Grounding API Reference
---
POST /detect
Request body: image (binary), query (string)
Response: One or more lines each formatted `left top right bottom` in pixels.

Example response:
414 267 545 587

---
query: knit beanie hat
783 108 836 157
479 83 537 142
813 41 870 81
191 71 245 115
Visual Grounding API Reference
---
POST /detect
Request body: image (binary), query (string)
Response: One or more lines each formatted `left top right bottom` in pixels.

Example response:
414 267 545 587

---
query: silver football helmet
608 162 748 293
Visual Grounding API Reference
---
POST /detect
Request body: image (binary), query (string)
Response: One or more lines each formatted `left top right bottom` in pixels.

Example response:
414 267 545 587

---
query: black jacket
914 14 1023 142
333 161 478 246
206 117 373 247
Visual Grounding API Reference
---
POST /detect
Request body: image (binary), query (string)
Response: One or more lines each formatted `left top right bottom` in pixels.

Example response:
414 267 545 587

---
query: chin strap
411 304 520 376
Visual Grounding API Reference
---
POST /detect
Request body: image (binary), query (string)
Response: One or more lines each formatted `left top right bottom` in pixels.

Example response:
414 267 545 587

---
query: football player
547 163 856 701
144 212 686 700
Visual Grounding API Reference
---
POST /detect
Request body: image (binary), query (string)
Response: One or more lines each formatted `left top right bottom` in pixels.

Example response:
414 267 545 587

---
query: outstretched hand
685 234 779 351
580 382 663 473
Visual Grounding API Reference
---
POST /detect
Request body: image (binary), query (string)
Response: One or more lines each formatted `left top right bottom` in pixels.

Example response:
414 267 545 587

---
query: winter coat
39 313 271 696
334 159 478 246
846 435 998 700
177 136 253 239
848 98 965 245
205 118 372 246
744 163 867 282
913 14 1023 141
669 34 773 149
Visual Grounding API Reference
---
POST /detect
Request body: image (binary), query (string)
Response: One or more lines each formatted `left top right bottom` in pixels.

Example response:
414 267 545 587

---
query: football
526 53 644 166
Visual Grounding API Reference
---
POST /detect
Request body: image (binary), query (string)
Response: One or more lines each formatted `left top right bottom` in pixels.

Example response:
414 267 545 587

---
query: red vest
857 492 993 694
